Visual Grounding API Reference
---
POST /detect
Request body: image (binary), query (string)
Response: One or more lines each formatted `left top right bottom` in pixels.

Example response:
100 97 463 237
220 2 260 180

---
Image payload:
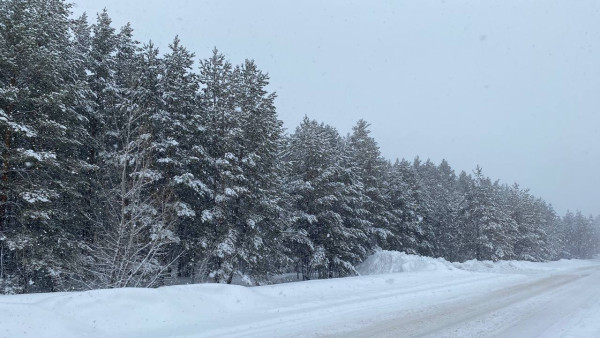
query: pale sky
72 0 600 217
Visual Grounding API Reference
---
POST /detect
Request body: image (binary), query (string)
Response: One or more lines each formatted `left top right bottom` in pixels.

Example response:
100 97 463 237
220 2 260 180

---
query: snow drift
356 250 456 275
356 250 598 276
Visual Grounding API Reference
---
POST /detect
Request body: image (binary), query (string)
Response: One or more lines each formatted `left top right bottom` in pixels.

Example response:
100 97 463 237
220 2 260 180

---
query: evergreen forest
1 0 599 294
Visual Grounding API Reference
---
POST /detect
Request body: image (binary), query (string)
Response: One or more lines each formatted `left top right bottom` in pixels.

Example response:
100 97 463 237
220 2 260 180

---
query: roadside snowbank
1 252 599 338
0 268 498 338
356 250 456 275
453 257 599 274
357 250 599 276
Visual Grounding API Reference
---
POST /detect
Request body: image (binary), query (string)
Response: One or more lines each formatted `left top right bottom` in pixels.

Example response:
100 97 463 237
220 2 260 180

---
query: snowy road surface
1 254 600 338
341 265 600 337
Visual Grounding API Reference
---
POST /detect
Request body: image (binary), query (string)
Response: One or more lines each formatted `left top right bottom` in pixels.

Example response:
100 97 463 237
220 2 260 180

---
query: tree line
1 0 598 294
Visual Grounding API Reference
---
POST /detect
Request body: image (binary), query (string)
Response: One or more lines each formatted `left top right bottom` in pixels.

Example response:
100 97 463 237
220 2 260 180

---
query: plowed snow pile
356 250 597 276
356 250 456 275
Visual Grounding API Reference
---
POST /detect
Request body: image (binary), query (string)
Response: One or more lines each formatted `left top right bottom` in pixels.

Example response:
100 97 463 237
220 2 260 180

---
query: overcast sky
72 0 600 217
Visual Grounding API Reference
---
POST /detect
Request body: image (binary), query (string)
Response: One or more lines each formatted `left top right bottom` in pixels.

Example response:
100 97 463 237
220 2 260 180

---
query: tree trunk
0 78 15 233
0 125 10 232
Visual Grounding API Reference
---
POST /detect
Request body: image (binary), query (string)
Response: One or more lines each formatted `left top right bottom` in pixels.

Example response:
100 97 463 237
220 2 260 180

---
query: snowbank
455 258 600 274
1 252 599 338
356 250 456 275
1 269 487 338
356 250 600 276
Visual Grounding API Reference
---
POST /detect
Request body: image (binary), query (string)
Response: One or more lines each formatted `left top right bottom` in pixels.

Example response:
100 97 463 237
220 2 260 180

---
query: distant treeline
1 0 598 294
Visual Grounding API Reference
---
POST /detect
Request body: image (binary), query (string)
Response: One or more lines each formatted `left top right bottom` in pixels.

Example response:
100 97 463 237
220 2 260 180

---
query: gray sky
72 0 600 217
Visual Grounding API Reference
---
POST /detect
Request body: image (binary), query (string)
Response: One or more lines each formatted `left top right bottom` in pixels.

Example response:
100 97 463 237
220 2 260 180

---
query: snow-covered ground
2 251 600 338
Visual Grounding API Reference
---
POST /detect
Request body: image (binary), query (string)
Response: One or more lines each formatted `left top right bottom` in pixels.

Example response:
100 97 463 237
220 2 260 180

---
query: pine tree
433 160 461 260
195 52 287 284
75 10 120 249
385 159 431 255
83 42 179 289
87 9 117 166
229 59 286 282
593 215 600 256
284 117 369 279
458 167 516 261
412 159 446 258
539 202 563 260
0 0 93 293
564 211 597 259
346 120 392 249
152 36 206 280
505 184 548 261
194 49 240 283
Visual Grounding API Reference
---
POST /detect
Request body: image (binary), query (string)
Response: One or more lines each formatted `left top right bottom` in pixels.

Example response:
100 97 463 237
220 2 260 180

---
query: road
337 265 600 337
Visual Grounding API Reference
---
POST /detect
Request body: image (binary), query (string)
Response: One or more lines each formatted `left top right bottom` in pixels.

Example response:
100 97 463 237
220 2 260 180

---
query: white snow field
2 251 600 338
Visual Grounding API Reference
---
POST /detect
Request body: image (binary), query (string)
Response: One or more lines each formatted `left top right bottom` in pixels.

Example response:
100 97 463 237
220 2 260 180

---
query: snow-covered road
1 253 599 338
342 265 600 337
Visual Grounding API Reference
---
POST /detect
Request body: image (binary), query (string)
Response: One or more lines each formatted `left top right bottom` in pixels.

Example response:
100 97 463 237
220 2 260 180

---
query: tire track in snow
200 273 524 337
339 266 599 338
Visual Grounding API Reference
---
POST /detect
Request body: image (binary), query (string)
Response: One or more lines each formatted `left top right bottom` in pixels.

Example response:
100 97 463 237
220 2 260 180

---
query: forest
1 0 599 294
